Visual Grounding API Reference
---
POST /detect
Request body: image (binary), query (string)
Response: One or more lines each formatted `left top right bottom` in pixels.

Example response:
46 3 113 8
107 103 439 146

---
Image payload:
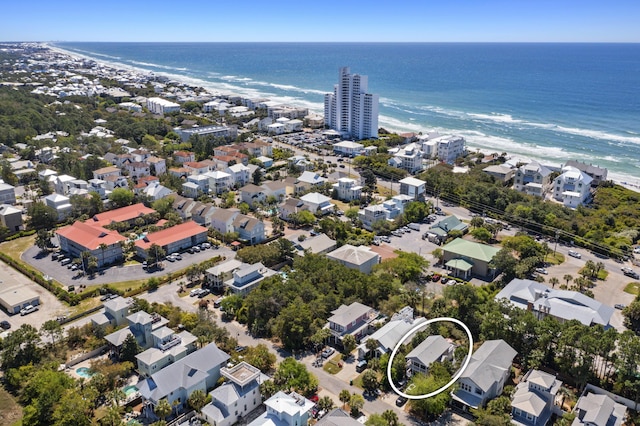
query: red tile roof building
134 221 207 258
56 221 127 267
91 203 156 227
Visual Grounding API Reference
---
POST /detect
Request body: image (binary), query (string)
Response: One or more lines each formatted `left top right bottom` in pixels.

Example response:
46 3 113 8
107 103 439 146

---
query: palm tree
317 396 335 413
188 389 207 413
154 398 172 422
382 410 399 426
563 274 573 286
101 405 124 426
349 393 365 417
549 277 559 288
339 389 351 409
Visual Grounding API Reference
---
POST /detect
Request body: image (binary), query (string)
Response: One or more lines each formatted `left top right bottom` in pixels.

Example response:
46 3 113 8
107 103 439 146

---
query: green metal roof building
441 238 500 280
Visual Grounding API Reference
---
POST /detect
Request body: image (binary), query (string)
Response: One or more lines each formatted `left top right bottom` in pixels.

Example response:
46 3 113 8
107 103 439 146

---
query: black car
395 396 408 407
0 320 10 330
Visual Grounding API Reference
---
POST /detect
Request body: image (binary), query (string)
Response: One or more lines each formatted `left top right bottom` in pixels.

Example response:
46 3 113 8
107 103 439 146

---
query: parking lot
0 259 67 333
21 243 236 288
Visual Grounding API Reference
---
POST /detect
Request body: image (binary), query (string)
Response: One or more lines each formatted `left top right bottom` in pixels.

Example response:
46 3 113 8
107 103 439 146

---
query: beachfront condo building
324 67 379 140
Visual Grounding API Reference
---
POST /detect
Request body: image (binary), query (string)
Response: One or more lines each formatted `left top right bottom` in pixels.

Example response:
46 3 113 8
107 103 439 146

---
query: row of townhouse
171 195 266 244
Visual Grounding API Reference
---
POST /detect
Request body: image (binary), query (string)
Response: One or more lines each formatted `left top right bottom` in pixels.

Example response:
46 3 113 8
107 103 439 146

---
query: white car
20 305 38 316
568 250 582 259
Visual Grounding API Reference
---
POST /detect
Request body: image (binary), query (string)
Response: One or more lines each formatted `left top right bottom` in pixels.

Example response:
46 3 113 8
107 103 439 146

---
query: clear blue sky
3 0 639 42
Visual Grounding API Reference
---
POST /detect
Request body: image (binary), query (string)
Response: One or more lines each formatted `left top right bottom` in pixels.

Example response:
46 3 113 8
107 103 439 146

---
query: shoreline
44 43 640 193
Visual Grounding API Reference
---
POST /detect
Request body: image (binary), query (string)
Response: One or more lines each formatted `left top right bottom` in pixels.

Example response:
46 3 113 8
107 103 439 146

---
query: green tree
35 229 53 251
349 393 365 417
252 168 263 185
361 369 379 393
342 334 357 356
1 324 43 369
339 389 351 408
51 389 93 426
471 227 493 243
259 380 278 399
187 389 207 413
365 414 388 426
244 344 276 373
317 396 335 413
40 319 63 351
382 410 399 426
273 358 318 396
146 244 166 269
119 334 141 364
403 201 427 223
28 202 58 231
154 398 172 422
108 188 134 208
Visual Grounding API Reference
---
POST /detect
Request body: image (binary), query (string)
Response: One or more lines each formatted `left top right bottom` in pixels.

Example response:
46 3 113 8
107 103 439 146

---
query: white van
60 258 72 266
407 223 421 231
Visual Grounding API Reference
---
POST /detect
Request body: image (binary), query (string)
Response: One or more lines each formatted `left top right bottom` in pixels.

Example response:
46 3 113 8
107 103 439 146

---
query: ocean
54 42 640 184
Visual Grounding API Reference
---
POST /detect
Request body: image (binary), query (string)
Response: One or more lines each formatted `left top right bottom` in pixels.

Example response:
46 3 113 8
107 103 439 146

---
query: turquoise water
55 42 640 183
123 385 139 396
75 367 94 378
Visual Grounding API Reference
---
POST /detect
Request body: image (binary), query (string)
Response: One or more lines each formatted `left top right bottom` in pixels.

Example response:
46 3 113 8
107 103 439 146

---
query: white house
513 161 553 197
333 141 365 157
205 170 232 194
399 176 426 200
225 163 251 187
224 262 277 295
510 369 562 426
44 193 72 220
247 391 314 426
201 362 265 426
552 166 593 208
333 177 362 202
300 192 334 215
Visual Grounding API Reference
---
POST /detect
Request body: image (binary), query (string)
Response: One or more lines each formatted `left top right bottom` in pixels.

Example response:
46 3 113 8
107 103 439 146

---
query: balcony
159 335 181 351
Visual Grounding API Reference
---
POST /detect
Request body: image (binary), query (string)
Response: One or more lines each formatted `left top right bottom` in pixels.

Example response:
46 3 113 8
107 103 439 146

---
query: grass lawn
546 252 565 265
376 184 395 197
323 355 343 375
597 269 609 280
624 282 640 295
1 234 36 259
0 385 22 426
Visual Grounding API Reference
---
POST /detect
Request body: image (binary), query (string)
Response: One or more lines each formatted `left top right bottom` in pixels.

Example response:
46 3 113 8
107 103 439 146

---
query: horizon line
4 40 640 44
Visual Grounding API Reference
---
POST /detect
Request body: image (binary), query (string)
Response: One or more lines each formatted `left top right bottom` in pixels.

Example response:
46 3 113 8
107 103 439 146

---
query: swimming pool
75 367 94 379
123 385 139 396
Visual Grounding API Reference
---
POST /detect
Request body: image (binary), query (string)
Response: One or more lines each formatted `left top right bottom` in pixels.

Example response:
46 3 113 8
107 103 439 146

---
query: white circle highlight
386 316 473 400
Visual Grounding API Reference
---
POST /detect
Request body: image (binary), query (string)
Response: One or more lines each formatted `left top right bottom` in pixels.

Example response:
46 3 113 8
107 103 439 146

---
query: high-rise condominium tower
324 67 379 140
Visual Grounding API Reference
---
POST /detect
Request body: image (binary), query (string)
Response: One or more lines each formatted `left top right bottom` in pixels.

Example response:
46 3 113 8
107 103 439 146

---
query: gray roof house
315 408 362 426
357 306 426 359
511 369 562 426
406 335 455 376
572 392 627 426
451 339 517 411
428 215 468 242
139 342 230 420
202 362 267 426
326 302 377 344
495 279 614 328
326 244 380 274
224 262 277 295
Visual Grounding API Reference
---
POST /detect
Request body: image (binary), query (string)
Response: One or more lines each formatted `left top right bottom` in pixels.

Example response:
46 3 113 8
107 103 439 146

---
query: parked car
0 320 10 330
190 288 202 297
20 304 38 316
535 268 548 275
395 396 408 407
192 246 201 252
201 242 211 249
431 274 441 282
198 289 210 298
615 304 627 310
60 258 72 266
321 347 335 359
173 254 183 260
568 250 582 259
356 359 368 373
